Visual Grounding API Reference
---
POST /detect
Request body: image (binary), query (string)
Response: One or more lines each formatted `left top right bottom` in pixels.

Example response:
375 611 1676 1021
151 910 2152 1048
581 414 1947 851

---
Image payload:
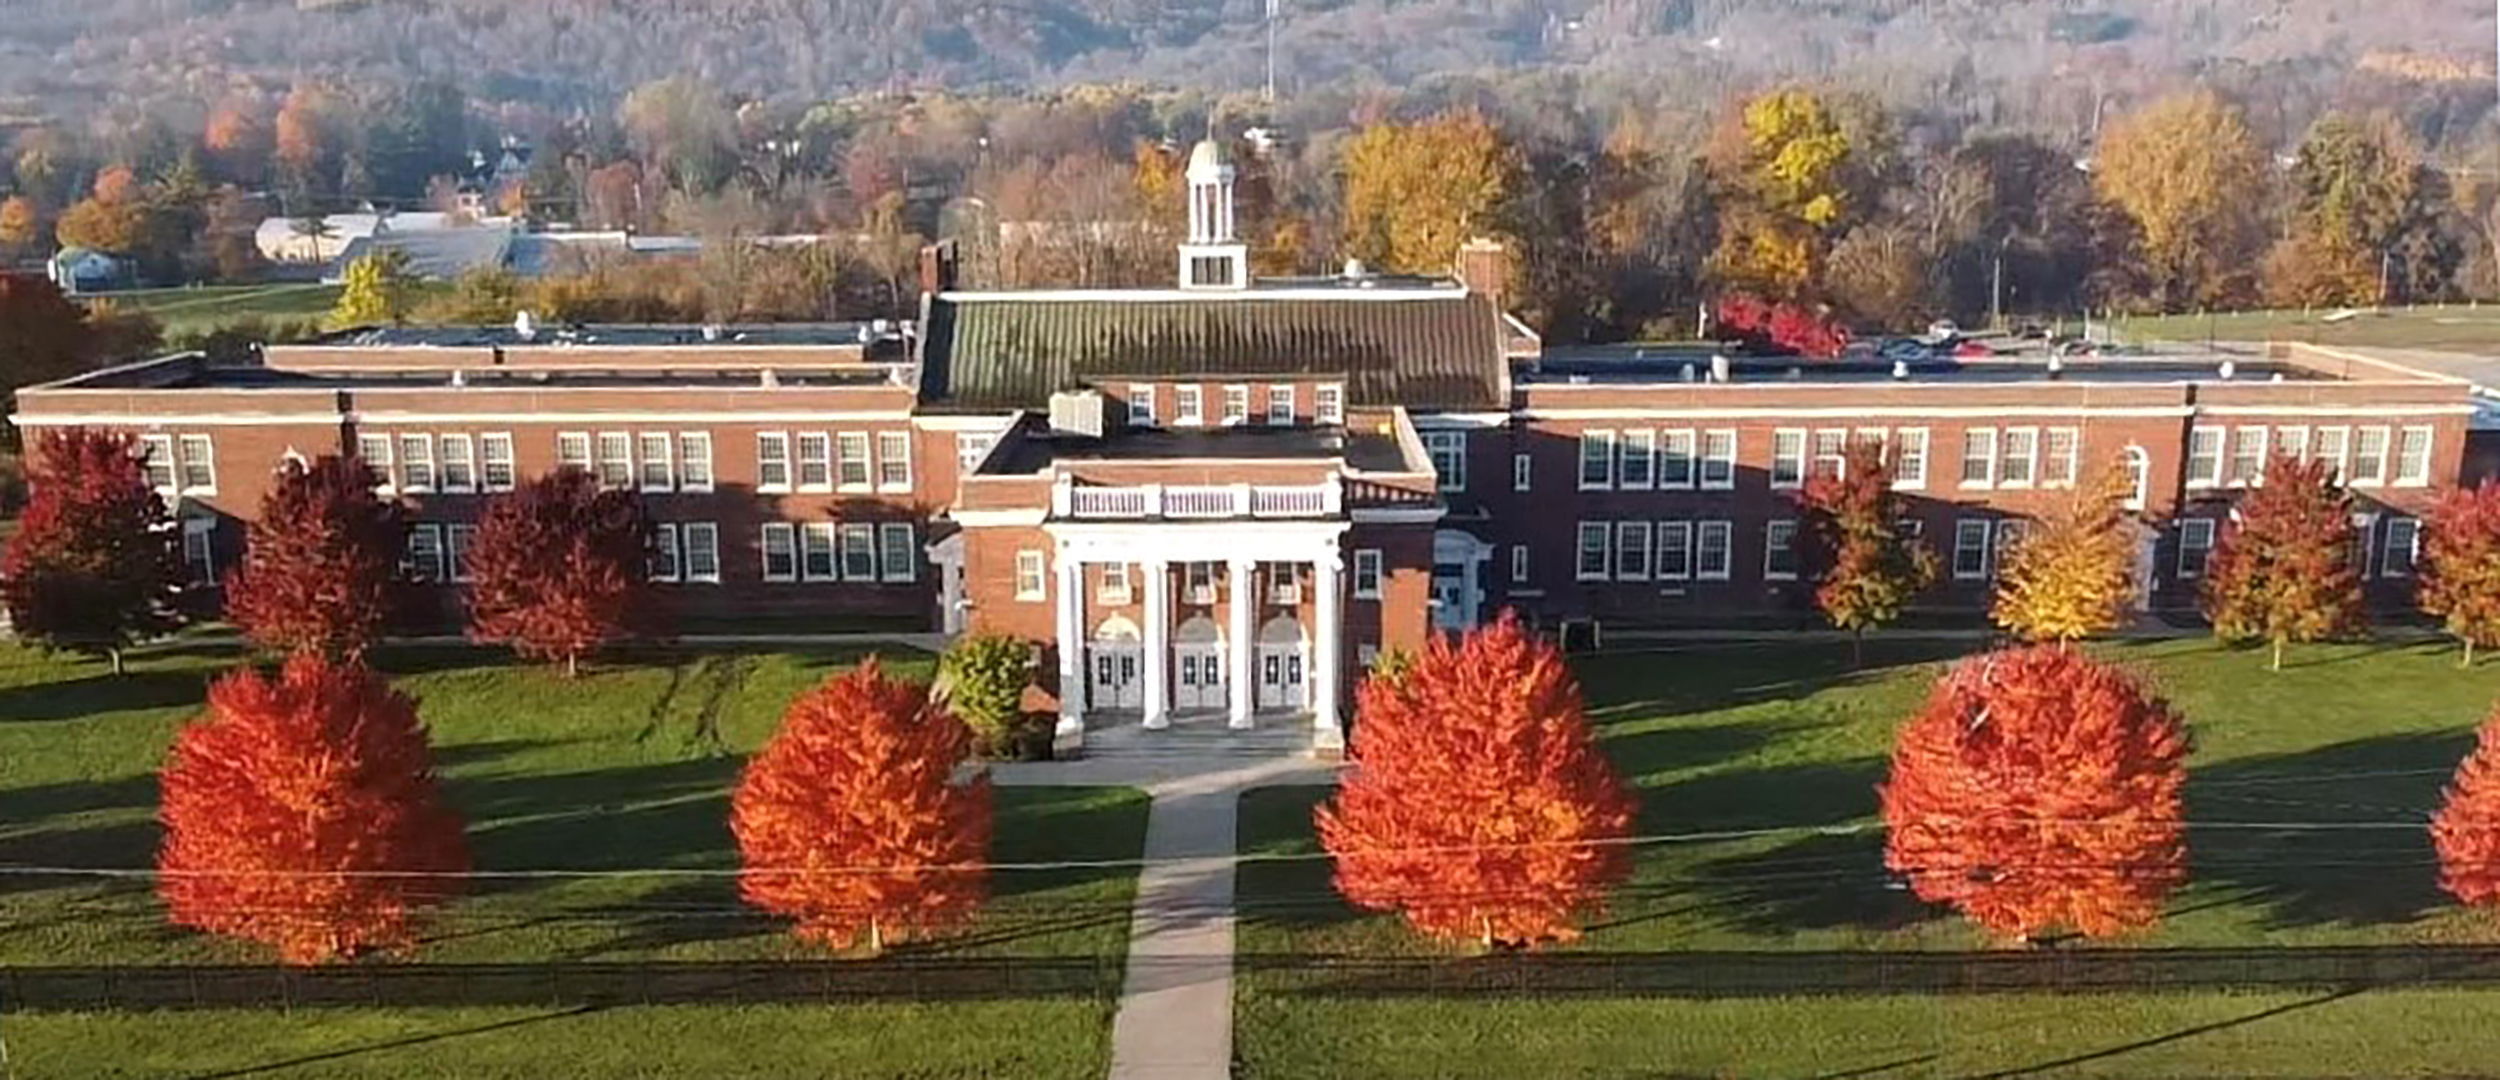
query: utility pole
1264 0 1280 104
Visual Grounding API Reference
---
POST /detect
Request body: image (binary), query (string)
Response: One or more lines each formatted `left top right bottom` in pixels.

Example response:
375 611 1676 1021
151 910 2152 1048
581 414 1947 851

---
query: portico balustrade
1053 476 1343 520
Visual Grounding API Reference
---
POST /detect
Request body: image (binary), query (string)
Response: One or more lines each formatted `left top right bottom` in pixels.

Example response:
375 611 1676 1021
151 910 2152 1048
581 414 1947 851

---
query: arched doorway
1431 529 1494 632
1088 615 1142 711
1255 614 1309 711
1171 615 1227 712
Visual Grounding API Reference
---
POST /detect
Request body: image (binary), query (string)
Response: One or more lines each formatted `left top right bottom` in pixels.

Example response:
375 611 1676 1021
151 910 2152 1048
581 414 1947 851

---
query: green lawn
2116 305 2500 351
0 638 1147 1078
103 283 344 337
1236 637 2500 1078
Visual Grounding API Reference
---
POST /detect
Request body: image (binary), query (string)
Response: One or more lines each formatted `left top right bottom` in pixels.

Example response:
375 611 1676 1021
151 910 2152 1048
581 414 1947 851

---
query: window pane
1576 522 1610 579
440 435 475 489
1771 430 1806 487
877 432 911 488
1960 430 1994 485
1579 431 1616 488
838 433 871 486
841 524 876 579
595 432 631 487
1619 431 1655 489
684 524 719 581
1658 430 1695 487
1658 521 1692 579
797 433 832 488
638 432 673 489
1701 431 1737 487
680 434 712 488
399 435 434 490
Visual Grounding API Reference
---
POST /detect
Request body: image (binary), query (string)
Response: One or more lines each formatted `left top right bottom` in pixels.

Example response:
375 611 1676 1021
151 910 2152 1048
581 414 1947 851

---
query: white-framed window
1619 430 1656 490
1960 428 1996 488
1509 544 1530 585
1575 522 1611 581
638 432 674 491
650 523 683 582
678 433 713 492
2276 426 2310 465
841 523 878 580
757 433 793 492
1616 521 1653 580
1015 551 1047 600
1892 428 1929 489
556 431 591 475
2185 427 2224 488
1423 431 1467 492
1265 560 1302 604
760 523 798 582
2042 428 2078 488
1578 430 1617 490
1127 385 1157 426
2229 426 2268 487
467 433 510 492
2123 446 2151 511
1222 384 1250 425
2177 518 2216 579
404 523 445 582
180 516 216 584
445 523 475 582
1764 519 1800 580
1952 519 1993 580
878 523 916 583
2351 426 2391 487
1184 561 1218 604
1700 430 1737 489
955 431 998 472
2313 426 2350 481
438 434 476 492
1353 549 1384 599
136 434 178 492
594 431 632 488
1998 427 2037 488
1658 521 1694 580
1695 520 1734 580
1315 383 1344 424
2384 517 2421 577
839 432 875 489
2395 426 2434 487
1512 451 1533 492
176 435 215 492
683 522 720 583
1098 563 1133 604
1771 429 1807 489
354 433 392 492
1659 429 1697 489
796 522 836 580
1810 429 1848 480
398 434 435 493
1175 385 1204 426
1266 385 1295 424
795 432 833 490
877 432 912 491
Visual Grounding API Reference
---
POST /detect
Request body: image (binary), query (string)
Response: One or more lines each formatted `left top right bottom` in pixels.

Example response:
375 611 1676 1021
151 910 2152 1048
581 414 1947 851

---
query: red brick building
12 139 2482 754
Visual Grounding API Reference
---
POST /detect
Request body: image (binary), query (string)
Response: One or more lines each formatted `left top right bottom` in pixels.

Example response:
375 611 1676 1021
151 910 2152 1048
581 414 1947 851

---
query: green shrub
936 633 1034 757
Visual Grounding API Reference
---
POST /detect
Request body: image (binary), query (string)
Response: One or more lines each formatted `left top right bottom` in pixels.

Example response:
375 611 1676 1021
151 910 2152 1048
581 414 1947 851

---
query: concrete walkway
994 756 1337 1080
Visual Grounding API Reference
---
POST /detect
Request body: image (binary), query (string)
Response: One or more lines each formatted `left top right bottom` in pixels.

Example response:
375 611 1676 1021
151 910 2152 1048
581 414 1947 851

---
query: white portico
1048 516 1348 754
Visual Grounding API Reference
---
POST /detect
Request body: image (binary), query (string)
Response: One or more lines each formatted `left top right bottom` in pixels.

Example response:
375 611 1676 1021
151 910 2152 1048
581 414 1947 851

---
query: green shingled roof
918 292 1507 410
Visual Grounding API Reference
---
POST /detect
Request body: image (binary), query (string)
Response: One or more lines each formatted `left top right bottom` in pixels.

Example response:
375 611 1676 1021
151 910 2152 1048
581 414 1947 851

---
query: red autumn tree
1316 612 1637 949
0 428 184 673
223 453 409 659
2201 453 2364 671
157 656 470 963
1879 646 2189 941
730 659 992 952
1799 440 1937 664
2432 705 2500 908
2420 481 2500 668
464 469 652 676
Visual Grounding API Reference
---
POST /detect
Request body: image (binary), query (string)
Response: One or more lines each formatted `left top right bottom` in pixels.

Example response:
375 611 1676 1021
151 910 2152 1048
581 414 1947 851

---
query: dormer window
1128 384 1157 426
1175 385 1204 426
1222 385 1250 425
1188 256 1235 288
1266 385 1295 425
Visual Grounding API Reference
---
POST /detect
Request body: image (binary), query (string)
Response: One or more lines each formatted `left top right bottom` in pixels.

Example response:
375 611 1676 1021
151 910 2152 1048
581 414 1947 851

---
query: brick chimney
917 239 958 297
1455 237 1508 307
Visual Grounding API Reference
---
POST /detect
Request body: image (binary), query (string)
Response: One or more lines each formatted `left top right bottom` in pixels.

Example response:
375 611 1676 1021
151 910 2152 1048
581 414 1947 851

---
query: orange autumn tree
2420 481 2500 668
157 656 470 963
2201 453 2364 671
1317 613 1637 949
730 659 992 952
2432 705 2500 907
1799 440 1937 664
1880 646 2189 941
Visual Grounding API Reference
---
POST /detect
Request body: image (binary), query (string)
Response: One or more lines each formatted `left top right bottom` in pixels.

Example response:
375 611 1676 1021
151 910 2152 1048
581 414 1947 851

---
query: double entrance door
1089 645 1142 710
1173 645 1226 711
1256 647 1306 711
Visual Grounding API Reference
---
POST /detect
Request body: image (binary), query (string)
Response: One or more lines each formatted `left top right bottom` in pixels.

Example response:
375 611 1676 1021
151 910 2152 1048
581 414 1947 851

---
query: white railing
1051 475 1344 520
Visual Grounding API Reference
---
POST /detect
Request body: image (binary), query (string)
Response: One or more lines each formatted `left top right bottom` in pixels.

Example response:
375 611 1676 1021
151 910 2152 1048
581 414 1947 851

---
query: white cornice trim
940 285 1462 303
946 509 1049 527
1409 412 1512 429
912 414 1022 431
2195 405 2474 417
351 410 916 424
12 412 342 427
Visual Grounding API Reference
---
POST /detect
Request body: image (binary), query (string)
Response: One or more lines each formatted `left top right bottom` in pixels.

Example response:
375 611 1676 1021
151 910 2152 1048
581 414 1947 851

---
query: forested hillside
0 0 2488 140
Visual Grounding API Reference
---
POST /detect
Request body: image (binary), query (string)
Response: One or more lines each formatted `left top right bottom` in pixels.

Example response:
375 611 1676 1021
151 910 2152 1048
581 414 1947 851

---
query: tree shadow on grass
0 668 211 723
1234 786 1351 933
181 1005 604 1080
1577 637 1972 730
2187 730 2472 931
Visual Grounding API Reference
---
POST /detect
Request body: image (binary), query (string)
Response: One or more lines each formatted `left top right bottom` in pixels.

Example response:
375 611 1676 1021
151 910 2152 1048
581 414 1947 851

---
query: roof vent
1891 360 1909 380
513 310 537 342
2047 355 2064 378
1341 257 1368 279
1680 362 1696 383
449 369 466 388
2218 359 2237 381
1709 354 1731 384
1049 389 1109 438
759 368 779 388
702 323 725 342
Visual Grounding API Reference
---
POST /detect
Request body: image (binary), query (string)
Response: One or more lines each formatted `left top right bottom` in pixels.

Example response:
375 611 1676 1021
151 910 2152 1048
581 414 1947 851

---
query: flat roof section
320 323 891 348
42 353 905 392
986 423 1410 474
1530 347 2330 385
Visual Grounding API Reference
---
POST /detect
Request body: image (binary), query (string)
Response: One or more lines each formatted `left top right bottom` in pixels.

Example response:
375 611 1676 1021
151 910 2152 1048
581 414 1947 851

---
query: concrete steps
1081 720 1318 760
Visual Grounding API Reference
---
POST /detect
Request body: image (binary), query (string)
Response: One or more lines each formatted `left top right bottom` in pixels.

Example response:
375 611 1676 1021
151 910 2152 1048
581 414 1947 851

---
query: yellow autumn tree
1992 464 2139 644
0 194 37 255
1708 88 1871 298
2093 91 2267 310
1341 111 1519 274
1130 140 1187 239
328 249 411 329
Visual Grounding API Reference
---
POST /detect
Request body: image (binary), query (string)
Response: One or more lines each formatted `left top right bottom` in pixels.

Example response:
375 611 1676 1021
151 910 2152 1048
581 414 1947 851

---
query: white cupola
1176 137 1249 290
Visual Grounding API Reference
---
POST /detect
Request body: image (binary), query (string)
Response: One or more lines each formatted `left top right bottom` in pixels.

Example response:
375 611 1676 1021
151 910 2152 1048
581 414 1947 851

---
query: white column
1228 557 1256 729
1312 549 1344 751
1143 558 1171 729
1055 552 1085 745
